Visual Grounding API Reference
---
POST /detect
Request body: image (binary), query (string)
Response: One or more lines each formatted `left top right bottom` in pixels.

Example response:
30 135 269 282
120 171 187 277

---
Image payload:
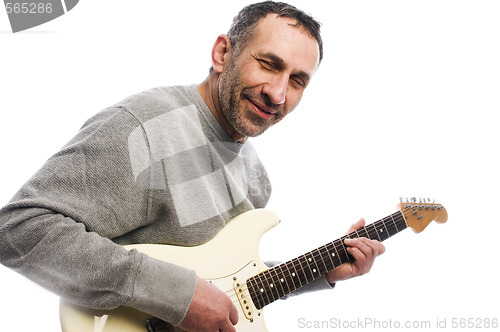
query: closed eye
290 76 306 89
257 58 278 72
254 53 309 89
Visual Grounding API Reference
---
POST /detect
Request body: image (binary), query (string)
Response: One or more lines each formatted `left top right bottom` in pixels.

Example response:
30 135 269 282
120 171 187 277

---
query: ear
211 34 232 73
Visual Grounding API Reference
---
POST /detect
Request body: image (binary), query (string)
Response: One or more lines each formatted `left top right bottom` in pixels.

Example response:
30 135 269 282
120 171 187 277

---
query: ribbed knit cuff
127 253 197 326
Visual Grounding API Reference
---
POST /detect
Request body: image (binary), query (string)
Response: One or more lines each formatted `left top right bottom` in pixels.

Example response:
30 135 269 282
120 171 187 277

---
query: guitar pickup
233 279 256 322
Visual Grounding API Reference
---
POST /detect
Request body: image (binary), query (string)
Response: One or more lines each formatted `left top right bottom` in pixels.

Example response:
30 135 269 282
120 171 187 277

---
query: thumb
346 218 365 234
229 303 239 325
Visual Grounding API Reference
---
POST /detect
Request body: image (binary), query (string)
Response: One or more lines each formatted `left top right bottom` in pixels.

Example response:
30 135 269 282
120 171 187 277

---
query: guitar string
224 209 414 304
223 209 416 306
223 206 440 309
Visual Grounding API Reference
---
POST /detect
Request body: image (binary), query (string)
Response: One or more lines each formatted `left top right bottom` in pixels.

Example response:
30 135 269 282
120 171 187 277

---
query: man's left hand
325 218 386 284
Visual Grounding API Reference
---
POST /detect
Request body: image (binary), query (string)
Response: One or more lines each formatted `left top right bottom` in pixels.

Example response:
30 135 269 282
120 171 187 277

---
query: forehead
244 14 320 74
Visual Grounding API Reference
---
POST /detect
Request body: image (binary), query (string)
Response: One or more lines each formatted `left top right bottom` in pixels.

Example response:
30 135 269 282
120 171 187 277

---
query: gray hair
227 1 323 62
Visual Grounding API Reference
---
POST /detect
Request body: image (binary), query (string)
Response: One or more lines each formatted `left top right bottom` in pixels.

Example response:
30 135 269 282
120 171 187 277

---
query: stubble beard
218 58 279 138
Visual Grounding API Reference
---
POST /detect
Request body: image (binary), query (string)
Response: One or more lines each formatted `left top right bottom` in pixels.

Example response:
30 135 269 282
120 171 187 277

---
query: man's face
217 14 320 138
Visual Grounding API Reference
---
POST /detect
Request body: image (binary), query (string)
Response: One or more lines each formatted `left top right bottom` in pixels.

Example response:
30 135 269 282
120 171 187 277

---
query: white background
1 1 499 331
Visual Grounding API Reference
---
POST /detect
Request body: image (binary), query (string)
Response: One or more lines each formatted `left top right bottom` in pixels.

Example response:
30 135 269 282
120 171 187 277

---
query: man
0 2 384 331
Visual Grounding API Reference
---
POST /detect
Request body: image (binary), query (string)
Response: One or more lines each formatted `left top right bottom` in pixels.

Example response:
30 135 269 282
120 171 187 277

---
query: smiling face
215 14 320 139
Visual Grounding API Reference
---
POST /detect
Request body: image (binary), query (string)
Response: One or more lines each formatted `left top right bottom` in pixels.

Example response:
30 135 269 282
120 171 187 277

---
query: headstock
398 197 448 233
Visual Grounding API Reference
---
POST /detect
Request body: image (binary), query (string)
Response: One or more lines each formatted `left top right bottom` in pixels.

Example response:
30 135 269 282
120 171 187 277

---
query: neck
197 77 247 143
246 210 408 309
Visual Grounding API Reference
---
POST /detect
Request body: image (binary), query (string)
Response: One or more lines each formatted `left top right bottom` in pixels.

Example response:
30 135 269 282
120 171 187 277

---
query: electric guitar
59 198 448 332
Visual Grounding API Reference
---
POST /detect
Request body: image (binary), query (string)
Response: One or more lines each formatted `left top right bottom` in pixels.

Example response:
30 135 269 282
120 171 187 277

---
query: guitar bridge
233 278 256 322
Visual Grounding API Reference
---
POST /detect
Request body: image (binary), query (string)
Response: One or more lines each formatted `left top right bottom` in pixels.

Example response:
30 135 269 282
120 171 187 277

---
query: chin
237 115 273 138
241 126 269 138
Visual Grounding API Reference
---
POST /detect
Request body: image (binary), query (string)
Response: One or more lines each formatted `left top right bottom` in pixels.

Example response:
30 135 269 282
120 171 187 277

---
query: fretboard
247 211 408 309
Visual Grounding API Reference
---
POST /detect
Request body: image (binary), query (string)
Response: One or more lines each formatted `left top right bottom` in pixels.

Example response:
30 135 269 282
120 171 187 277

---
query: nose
262 75 288 105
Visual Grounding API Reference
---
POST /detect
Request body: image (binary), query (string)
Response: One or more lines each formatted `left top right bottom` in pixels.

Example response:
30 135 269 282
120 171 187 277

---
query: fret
259 271 272 305
302 257 312 281
266 268 283 301
339 236 350 259
374 219 389 241
327 241 342 266
317 245 333 272
370 221 379 240
273 267 287 299
389 212 404 234
324 242 341 268
259 270 275 304
335 238 350 264
283 260 298 291
303 252 315 278
314 249 327 276
381 217 390 239
323 242 340 270
373 222 383 241
357 226 370 238
298 255 313 283
305 251 321 279
368 223 382 241
309 252 321 277
253 273 270 309
387 213 399 234
396 211 408 231
362 225 373 240
290 259 304 288
247 210 410 309
286 258 304 290
247 275 263 309
276 264 291 295
351 229 358 238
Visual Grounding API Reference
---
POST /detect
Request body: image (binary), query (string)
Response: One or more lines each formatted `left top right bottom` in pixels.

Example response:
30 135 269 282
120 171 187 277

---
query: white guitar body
60 200 448 331
59 209 280 332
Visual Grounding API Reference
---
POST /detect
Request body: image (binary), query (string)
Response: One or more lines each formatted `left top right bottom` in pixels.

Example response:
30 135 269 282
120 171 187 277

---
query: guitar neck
247 211 408 309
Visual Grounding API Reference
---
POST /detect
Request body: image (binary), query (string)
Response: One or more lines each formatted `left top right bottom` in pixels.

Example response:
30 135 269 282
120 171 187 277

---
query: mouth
247 99 276 120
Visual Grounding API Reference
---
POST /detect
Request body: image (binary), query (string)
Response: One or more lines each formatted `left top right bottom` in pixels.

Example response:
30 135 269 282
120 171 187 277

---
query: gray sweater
0 85 272 325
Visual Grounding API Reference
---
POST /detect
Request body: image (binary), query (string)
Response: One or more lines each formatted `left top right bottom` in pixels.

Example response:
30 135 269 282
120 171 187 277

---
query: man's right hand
178 276 239 331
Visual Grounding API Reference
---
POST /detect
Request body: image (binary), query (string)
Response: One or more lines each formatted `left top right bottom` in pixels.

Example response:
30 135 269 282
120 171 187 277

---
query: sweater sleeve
0 107 196 325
